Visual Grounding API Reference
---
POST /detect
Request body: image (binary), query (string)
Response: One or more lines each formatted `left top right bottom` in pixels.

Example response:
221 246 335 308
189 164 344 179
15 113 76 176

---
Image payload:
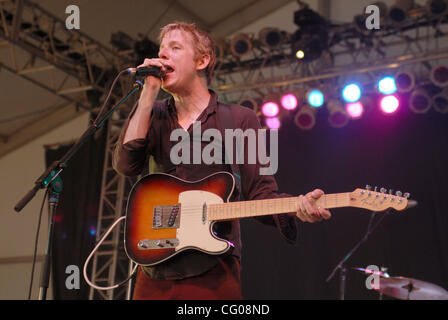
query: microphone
126 66 165 79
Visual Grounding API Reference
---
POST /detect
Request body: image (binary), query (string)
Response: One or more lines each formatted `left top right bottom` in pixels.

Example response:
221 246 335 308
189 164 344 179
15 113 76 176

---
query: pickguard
176 190 229 254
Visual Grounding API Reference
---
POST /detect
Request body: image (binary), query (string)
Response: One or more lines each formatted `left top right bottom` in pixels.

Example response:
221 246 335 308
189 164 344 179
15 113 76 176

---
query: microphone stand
14 79 143 300
326 209 390 300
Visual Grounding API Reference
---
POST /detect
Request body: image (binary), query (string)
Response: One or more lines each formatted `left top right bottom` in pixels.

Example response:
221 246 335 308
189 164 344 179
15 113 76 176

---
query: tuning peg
365 185 371 191
395 191 402 197
403 192 410 199
374 186 378 192
380 188 387 193
389 189 393 195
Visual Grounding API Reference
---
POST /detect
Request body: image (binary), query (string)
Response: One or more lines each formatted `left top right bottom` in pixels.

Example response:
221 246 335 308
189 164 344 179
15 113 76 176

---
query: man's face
158 29 198 93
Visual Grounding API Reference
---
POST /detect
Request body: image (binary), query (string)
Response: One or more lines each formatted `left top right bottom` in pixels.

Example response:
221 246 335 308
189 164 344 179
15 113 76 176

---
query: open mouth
165 66 174 74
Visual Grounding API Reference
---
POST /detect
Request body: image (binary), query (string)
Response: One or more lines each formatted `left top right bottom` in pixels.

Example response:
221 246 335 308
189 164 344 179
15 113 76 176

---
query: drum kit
353 267 448 300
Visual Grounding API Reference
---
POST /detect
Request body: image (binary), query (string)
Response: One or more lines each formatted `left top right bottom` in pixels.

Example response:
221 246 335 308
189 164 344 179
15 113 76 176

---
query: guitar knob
374 186 378 192
389 189 393 195
403 192 410 199
366 185 372 191
380 188 387 193
395 191 402 197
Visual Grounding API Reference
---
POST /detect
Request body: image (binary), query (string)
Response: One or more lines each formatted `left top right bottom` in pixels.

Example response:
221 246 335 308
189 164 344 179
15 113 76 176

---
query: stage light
238 97 261 114
426 0 448 16
230 33 252 57
432 88 448 113
342 83 362 103
380 95 400 114
215 39 228 60
327 100 349 128
265 117 281 130
258 28 285 48
395 70 415 92
346 101 365 119
307 89 325 107
280 93 298 111
388 0 415 24
409 88 432 113
430 65 448 88
294 106 316 130
261 98 280 117
296 50 305 59
378 76 397 95
291 28 328 62
292 7 328 62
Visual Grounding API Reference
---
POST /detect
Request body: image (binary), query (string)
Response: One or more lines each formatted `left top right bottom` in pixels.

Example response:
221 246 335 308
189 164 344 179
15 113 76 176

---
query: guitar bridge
152 204 181 229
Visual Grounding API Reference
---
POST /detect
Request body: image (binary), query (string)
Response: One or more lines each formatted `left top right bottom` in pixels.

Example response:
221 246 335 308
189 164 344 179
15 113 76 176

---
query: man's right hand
123 58 165 144
137 58 166 94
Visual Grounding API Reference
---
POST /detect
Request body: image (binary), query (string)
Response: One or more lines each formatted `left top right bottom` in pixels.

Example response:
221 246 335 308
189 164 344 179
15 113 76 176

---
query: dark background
46 95 447 300
241 96 448 299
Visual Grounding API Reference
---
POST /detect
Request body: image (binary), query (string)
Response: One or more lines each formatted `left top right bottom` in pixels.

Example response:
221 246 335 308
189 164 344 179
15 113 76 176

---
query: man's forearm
123 88 158 144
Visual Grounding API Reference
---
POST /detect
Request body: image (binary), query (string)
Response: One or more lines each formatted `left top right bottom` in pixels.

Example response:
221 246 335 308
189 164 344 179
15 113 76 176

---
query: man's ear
196 54 210 72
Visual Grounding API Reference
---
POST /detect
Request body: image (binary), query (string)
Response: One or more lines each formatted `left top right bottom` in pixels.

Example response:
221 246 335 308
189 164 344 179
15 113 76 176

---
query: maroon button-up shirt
113 90 298 280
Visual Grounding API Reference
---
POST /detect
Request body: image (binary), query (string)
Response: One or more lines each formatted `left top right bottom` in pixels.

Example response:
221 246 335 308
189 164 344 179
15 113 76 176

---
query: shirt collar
166 89 218 118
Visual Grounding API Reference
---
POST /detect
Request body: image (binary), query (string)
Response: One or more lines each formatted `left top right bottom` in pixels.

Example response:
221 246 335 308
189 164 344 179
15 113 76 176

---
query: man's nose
158 48 168 60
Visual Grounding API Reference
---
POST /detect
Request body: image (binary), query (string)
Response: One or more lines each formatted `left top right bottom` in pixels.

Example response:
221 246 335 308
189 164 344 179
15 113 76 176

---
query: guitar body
125 171 235 266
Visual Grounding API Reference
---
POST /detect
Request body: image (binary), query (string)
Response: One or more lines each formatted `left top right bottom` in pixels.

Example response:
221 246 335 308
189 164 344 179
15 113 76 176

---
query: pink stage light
261 102 280 117
380 95 400 114
265 117 281 129
346 102 364 118
280 93 298 110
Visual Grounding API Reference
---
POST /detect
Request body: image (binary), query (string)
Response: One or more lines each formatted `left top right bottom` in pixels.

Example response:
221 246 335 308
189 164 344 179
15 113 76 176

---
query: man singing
113 21 331 300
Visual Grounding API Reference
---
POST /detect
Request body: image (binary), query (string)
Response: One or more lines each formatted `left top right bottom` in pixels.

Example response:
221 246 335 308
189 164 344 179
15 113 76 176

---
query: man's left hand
295 189 332 223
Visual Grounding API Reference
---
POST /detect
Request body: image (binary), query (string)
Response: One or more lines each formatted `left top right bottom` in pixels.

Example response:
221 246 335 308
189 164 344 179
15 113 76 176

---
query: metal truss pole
88 116 137 300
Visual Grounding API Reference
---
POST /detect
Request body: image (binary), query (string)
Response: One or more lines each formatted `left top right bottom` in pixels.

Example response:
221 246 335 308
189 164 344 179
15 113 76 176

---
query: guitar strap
218 103 244 201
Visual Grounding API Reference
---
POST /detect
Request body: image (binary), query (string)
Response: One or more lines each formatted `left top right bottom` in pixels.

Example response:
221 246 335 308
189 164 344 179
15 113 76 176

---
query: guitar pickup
152 204 181 229
137 238 179 250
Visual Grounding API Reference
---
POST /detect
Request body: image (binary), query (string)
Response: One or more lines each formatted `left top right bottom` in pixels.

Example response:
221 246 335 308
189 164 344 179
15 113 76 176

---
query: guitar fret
209 193 352 222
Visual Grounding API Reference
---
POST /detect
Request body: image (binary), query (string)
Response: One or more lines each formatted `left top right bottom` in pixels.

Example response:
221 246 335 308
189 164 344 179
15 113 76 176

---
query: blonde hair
159 22 216 85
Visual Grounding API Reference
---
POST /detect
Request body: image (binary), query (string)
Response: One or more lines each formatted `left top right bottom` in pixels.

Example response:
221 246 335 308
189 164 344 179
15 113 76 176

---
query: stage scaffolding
88 116 137 300
2 0 448 300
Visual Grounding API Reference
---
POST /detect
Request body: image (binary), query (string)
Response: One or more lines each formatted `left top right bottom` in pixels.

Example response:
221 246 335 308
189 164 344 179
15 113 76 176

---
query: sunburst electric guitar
124 172 411 266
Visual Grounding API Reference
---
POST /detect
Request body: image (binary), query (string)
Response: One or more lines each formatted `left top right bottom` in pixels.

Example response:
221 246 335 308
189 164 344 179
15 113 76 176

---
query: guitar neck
208 192 351 221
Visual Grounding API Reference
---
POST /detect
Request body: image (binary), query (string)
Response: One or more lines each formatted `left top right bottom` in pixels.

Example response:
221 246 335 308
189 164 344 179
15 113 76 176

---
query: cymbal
352 267 448 300
378 276 448 300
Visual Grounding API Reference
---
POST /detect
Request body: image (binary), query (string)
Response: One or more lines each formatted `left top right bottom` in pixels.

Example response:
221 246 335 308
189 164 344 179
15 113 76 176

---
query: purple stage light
346 102 364 118
261 101 280 117
281 93 298 110
265 117 281 129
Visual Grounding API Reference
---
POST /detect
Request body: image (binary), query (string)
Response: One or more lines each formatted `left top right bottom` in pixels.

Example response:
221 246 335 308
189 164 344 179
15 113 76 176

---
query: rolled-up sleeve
112 103 157 177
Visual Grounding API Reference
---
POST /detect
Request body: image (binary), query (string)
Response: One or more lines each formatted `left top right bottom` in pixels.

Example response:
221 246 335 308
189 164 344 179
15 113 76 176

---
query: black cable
27 188 49 300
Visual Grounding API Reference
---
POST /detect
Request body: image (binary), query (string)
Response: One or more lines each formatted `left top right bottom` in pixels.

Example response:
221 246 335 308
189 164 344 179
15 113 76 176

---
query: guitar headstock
349 186 410 212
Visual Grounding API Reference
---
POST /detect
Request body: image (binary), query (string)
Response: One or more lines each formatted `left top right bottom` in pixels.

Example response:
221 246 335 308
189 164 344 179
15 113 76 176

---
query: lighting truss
213 10 448 104
0 0 134 112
